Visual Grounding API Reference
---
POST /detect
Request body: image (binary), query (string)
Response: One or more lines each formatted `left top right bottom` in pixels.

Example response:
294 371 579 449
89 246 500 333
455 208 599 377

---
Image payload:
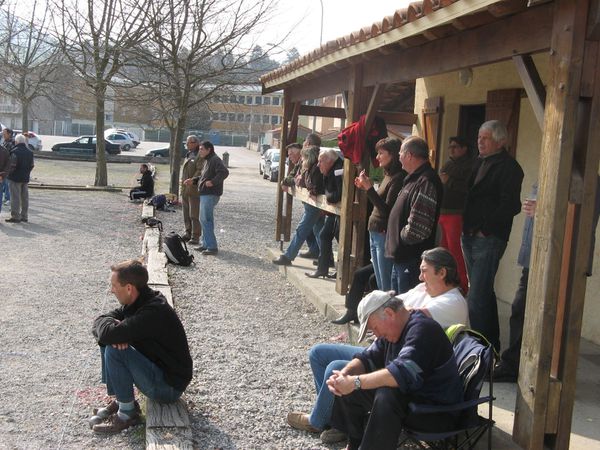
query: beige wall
414 55 600 345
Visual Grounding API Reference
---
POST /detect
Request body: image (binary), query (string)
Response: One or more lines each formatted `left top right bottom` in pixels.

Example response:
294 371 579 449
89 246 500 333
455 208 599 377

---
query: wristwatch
354 376 362 390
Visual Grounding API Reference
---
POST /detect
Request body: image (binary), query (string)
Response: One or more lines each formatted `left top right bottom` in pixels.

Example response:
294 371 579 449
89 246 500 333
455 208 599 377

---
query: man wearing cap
326 291 463 450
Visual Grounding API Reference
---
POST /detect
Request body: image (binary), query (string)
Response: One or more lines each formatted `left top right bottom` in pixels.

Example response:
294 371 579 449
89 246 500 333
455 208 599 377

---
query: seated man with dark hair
129 163 154 200
90 260 193 433
327 291 463 450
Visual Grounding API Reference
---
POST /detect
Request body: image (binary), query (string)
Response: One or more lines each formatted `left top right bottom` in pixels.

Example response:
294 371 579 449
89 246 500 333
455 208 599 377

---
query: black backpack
163 232 194 266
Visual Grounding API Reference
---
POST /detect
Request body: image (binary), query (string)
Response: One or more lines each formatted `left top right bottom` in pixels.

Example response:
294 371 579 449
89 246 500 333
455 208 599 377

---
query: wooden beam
287 102 301 144
376 110 418 126
513 1 590 448
298 104 347 119
290 187 341 215
363 2 553 87
275 92 292 243
364 83 387 134
513 54 547 130
288 69 349 103
587 0 600 40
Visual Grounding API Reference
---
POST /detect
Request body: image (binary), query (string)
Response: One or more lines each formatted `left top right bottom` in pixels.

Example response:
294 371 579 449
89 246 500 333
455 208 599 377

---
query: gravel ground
0 149 346 449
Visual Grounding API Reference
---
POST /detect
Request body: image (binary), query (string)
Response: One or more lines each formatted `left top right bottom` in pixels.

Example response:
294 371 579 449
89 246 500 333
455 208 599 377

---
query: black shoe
202 249 218 255
273 255 292 266
195 246 207 252
299 250 319 259
313 259 335 268
181 233 191 242
21 218 28 222
5 217 20 223
492 362 518 383
331 310 358 325
305 270 330 279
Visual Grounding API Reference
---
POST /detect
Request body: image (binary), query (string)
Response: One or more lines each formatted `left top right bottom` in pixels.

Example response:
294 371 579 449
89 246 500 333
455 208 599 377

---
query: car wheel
259 164 263 175
263 172 268 179
123 144 131 151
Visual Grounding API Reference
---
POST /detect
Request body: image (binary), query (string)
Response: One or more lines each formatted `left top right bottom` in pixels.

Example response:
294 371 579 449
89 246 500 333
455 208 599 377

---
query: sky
265 0 413 59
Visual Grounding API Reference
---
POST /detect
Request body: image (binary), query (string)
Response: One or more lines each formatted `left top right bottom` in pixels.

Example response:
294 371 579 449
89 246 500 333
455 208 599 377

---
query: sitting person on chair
327 291 463 450
129 163 154 200
90 260 193 433
287 247 468 444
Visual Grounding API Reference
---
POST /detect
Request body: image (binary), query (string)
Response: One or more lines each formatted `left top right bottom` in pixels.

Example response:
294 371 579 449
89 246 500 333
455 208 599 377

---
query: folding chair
398 328 496 450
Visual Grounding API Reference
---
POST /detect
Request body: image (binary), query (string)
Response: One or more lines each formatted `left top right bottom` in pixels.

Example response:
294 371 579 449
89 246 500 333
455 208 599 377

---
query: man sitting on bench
90 260 192 433
129 163 154 201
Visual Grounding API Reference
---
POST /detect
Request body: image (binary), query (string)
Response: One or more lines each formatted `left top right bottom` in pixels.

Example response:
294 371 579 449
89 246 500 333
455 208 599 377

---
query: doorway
457 104 486 157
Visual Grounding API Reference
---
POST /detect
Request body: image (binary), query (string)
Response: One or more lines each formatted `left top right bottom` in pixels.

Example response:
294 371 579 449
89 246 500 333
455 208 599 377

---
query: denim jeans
390 258 420 295
101 345 182 404
461 234 507 352
199 194 220 250
308 343 363 429
284 203 323 260
369 231 393 291
2 179 9 202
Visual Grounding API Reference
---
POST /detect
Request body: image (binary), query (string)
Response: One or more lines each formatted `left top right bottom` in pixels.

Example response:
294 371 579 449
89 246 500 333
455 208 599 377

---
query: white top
398 283 469 329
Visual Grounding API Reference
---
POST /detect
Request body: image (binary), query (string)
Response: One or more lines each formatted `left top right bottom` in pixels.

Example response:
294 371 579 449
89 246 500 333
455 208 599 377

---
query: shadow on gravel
207 249 274 271
0 222 57 236
190 412 235 449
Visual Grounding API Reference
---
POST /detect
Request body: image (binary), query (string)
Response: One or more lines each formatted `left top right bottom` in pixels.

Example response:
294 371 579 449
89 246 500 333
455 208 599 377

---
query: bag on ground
163 232 194 266
150 194 167 210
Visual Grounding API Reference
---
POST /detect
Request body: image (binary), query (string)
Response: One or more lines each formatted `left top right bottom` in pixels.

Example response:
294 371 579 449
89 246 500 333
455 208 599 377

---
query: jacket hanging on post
337 115 388 166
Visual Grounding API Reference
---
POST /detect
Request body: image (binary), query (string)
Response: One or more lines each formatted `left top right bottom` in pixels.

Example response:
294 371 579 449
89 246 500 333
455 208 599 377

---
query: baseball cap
357 290 397 342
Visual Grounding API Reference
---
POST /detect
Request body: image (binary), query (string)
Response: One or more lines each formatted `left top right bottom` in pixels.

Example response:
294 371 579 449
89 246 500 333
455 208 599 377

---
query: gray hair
374 294 405 319
187 134 200 144
421 247 460 286
14 133 26 145
301 145 319 171
479 120 508 144
400 136 429 160
304 133 321 147
319 148 339 162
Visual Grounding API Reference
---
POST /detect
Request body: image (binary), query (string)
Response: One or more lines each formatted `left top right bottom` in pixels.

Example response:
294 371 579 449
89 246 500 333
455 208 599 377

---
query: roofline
261 0 504 93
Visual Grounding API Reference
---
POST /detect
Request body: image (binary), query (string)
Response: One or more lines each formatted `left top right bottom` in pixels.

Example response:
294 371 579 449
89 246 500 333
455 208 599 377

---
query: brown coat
181 151 205 197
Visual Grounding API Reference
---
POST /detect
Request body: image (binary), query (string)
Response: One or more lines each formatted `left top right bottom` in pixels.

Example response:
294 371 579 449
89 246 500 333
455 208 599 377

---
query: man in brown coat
180 135 205 245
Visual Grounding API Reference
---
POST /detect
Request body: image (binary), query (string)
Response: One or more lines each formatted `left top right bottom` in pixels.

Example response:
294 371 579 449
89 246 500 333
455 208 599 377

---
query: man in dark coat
129 163 154 200
6 133 34 223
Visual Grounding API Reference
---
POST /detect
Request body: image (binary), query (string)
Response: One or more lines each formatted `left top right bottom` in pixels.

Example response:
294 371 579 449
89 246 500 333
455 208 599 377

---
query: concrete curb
141 204 192 450
29 183 124 192
267 247 361 343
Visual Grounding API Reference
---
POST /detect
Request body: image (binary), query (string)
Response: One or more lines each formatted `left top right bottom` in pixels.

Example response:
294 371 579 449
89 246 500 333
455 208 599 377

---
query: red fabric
338 115 367 164
439 213 468 295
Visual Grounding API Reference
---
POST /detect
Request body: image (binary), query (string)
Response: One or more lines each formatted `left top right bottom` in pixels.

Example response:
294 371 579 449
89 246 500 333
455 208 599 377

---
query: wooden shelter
260 0 600 448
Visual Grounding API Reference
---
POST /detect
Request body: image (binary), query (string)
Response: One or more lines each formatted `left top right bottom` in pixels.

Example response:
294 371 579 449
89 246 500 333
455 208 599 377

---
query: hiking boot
286 411 320 433
89 400 140 428
492 362 518 383
272 255 292 266
320 428 346 443
92 411 142 433
5 217 20 223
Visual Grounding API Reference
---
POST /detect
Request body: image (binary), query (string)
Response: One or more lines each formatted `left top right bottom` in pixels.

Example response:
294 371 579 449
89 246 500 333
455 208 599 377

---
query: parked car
106 128 141 148
105 132 134 151
145 142 187 158
51 136 122 155
259 148 279 175
263 151 281 182
12 130 42 151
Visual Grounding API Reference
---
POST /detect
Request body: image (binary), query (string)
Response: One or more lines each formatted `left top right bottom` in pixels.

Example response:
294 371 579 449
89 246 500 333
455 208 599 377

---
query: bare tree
51 0 158 186
134 0 277 195
0 0 64 132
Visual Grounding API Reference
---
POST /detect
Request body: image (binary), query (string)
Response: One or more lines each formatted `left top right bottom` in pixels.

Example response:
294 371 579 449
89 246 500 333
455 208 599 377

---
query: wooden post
275 92 291 242
513 1 589 448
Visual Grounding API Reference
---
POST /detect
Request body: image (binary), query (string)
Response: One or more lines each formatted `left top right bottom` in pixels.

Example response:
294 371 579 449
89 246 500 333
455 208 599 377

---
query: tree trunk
95 85 108 186
21 100 29 133
169 113 187 196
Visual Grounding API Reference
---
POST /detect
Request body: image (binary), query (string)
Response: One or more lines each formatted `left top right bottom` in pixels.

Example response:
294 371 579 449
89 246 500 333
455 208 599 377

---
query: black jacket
8 143 34 183
139 171 154 197
462 149 523 242
323 157 344 204
195 152 229 196
92 287 193 392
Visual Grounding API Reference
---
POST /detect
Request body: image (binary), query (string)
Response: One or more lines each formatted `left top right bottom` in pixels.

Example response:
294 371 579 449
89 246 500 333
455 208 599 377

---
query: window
212 113 220 121
237 113 244 122
253 115 260 123
263 97 271 105
228 113 235 121
262 115 269 124
219 113 227 121
229 95 237 103
238 96 245 104
272 97 280 106
254 96 262 105
246 96 252 104
245 114 251 122
271 115 279 125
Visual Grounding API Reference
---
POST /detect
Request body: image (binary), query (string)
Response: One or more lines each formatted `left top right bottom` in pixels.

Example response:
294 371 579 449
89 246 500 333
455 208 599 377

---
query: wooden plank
290 186 341 215
298 104 346 119
376 111 418 126
143 227 161 258
142 203 155 221
275 92 291 242
336 157 357 295
513 1 589 448
287 102 301 145
288 69 349 103
147 427 193 450
513 54 547 130
364 83 387 134
149 284 173 308
587 0 600 40
363 3 553 87
147 248 169 286
545 379 563 433
146 398 190 427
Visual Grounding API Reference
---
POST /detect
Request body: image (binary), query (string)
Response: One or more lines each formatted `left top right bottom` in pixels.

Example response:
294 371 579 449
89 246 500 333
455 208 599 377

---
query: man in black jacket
129 163 154 200
91 260 193 433
6 133 34 223
461 120 523 352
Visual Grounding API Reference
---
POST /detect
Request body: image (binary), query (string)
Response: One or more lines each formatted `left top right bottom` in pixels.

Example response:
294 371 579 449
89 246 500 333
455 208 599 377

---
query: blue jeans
391 258 420 295
199 194 220 250
308 343 363 429
461 234 507 352
101 346 182 403
284 203 324 260
369 231 393 291
2 179 9 202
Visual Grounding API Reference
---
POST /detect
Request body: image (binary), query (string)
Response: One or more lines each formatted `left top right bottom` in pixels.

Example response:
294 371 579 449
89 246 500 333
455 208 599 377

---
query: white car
105 128 141 147
105 132 134 151
259 148 279 175
12 130 42 151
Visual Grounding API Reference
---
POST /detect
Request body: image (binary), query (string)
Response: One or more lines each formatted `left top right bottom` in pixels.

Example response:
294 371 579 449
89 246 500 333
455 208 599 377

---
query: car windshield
271 154 280 162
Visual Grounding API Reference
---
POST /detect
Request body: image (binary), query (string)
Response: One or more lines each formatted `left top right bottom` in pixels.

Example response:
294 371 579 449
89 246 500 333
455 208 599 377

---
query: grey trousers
8 180 29 220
